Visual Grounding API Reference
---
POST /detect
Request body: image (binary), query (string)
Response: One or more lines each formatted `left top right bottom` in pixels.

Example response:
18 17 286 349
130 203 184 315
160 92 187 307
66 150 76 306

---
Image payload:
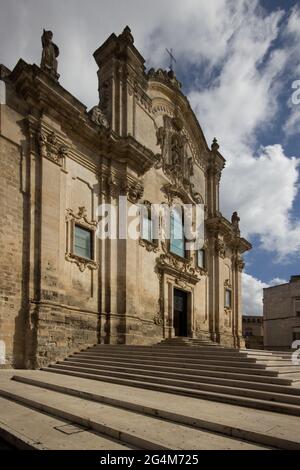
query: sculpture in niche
156 115 199 202
40 29 59 80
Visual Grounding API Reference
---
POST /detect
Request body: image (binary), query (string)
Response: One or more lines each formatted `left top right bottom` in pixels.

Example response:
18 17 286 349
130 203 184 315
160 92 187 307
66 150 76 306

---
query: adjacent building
0 26 251 369
242 315 263 349
263 276 300 350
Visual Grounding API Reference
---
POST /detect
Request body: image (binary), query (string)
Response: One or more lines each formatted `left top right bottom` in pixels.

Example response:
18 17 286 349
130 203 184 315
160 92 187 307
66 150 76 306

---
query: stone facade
263 276 300 350
242 316 264 350
0 27 251 368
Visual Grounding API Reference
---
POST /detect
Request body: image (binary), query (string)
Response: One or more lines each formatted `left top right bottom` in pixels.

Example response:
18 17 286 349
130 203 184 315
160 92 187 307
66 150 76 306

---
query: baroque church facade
0 27 251 368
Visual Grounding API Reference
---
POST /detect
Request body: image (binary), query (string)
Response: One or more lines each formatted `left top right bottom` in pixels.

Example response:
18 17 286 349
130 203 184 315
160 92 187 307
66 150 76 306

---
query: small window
141 207 152 242
197 249 205 269
225 289 232 308
74 225 92 259
295 299 300 317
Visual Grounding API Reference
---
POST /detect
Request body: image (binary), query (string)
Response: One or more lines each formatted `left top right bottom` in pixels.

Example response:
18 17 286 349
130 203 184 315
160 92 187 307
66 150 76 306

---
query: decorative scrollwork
39 131 68 166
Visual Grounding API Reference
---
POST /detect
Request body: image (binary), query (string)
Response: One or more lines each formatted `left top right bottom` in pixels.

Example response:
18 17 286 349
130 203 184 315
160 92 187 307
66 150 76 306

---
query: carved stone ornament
139 238 160 253
39 131 68 166
224 279 232 289
156 243 201 285
65 252 98 273
155 115 203 204
66 206 98 229
153 311 164 326
89 106 109 129
215 239 226 259
103 175 144 203
147 68 182 90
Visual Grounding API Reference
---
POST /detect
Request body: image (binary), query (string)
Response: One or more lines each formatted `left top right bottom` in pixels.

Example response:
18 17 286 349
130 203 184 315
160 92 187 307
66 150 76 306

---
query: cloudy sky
1 0 300 315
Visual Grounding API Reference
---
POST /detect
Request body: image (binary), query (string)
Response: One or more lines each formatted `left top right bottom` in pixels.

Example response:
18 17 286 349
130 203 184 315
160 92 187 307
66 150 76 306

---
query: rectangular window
225 289 232 308
197 249 205 268
74 225 92 259
142 212 152 242
170 209 185 258
295 299 300 317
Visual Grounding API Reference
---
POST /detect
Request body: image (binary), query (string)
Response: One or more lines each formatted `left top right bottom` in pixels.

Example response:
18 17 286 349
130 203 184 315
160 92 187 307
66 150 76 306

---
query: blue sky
0 0 299 315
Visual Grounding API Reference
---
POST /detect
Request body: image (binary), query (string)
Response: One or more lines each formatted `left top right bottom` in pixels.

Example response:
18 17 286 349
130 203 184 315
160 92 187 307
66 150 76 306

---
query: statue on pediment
40 29 59 80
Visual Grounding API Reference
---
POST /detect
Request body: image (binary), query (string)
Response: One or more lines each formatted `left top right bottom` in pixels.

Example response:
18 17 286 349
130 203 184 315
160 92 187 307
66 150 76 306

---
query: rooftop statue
40 29 59 80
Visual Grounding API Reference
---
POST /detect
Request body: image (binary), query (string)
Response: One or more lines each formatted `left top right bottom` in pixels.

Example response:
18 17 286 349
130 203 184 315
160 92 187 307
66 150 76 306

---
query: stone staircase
1 341 300 449
41 341 300 416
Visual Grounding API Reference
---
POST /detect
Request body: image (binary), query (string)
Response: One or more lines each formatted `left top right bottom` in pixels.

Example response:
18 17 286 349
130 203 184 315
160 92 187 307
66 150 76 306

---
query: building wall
242 316 264 349
0 96 26 367
0 28 251 367
263 277 300 350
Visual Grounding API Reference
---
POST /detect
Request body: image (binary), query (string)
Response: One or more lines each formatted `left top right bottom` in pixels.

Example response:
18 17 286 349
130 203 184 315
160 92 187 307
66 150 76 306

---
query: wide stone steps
61 358 300 391
67 355 298 384
0 378 266 450
45 361 300 406
0 397 132 450
72 352 293 376
74 350 299 372
10 371 300 450
42 365 300 416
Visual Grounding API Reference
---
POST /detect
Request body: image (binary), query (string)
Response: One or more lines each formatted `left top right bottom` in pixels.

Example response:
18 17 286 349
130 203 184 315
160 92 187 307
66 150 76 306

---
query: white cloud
242 273 287 316
1 1 300 268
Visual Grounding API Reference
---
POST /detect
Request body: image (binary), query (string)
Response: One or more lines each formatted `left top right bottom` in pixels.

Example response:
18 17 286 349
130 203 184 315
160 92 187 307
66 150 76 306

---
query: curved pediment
148 79 210 172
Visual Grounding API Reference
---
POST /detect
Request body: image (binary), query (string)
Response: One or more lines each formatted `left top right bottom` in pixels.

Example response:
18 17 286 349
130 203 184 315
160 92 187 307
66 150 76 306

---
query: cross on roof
166 48 176 71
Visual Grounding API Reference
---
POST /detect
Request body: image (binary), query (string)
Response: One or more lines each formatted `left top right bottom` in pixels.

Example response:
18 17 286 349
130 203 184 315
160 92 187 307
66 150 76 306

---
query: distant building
242 316 263 349
263 276 300 350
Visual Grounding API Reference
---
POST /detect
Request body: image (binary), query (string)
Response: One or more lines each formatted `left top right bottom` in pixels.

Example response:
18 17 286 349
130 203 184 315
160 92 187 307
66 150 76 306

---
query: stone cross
166 48 176 71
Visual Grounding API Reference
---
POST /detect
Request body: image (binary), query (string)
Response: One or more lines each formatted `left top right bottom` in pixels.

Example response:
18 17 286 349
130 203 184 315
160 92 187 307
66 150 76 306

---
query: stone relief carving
65 207 99 272
66 206 98 229
139 238 160 253
215 239 226 259
148 68 182 90
39 131 68 166
65 252 98 273
155 115 203 204
156 241 202 284
88 106 109 128
40 29 59 80
103 174 144 203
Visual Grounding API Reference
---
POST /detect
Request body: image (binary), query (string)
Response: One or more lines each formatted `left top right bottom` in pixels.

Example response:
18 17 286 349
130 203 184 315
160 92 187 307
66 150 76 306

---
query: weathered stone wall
0 135 25 367
264 280 300 349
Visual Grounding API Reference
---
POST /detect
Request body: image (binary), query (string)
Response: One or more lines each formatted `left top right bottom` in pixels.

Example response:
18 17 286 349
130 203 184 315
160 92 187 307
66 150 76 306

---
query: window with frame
197 249 205 269
170 207 185 258
74 224 93 259
141 206 153 242
294 299 300 317
225 288 232 309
